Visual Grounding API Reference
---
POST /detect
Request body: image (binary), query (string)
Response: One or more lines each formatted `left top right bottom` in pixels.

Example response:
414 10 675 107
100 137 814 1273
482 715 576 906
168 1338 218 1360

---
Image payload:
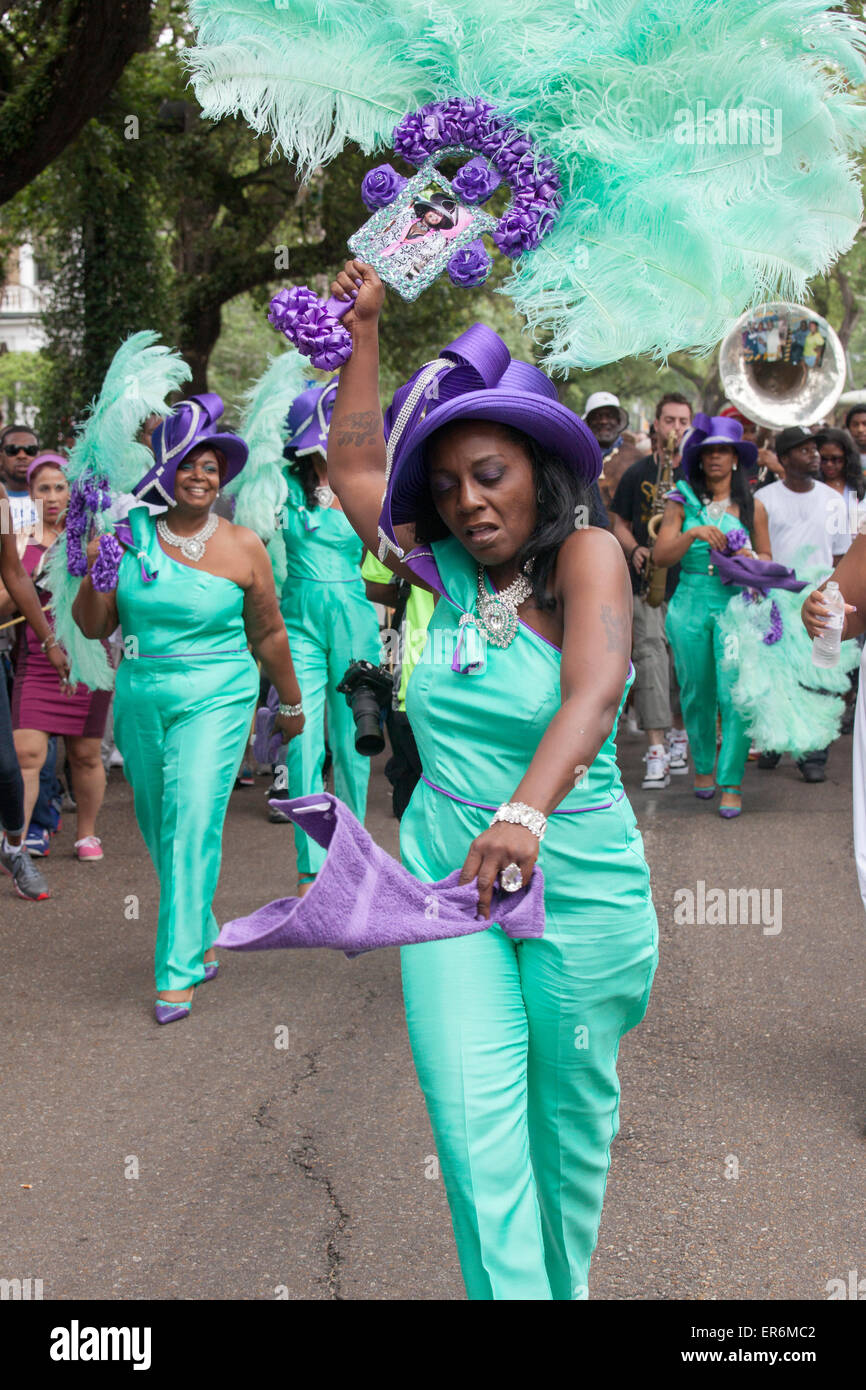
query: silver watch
278 701 303 717
492 801 547 841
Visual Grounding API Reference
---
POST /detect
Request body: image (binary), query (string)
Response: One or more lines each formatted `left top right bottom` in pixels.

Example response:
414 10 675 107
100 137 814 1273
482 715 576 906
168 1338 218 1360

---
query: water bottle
812 581 845 668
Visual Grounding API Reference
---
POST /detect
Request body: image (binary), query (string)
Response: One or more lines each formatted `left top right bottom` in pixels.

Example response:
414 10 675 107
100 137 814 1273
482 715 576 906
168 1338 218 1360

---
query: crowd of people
1 266 865 1299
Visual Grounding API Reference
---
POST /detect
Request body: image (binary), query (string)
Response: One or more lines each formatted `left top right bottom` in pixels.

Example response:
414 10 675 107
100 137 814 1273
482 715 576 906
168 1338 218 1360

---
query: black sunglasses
3 443 39 456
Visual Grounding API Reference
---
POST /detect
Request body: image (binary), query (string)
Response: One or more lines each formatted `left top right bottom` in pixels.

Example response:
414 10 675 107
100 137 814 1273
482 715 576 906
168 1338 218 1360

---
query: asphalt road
2 728 865 1301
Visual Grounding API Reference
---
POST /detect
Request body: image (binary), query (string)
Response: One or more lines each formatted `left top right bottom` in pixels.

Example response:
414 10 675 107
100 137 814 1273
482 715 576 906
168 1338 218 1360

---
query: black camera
337 660 395 755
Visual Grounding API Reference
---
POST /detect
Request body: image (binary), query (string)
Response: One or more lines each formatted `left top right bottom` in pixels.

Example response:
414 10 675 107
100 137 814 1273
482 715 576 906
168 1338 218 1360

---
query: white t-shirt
4 488 39 532
759 479 847 575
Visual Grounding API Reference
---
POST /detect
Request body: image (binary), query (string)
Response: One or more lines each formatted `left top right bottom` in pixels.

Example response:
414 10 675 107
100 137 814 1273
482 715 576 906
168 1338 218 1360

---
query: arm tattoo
600 603 630 656
335 410 380 448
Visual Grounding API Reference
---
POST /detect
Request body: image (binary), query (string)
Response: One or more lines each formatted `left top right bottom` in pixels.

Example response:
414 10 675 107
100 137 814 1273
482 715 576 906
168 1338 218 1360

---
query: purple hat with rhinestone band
133 392 248 507
378 323 601 559
679 412 757 480
283 378 339 459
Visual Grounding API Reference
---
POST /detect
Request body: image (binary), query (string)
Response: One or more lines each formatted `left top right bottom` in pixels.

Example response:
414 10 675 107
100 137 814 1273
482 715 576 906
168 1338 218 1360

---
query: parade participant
3 454 110 861
0 475 70 900
609 393 693 787
802 537 866 917
652 416 771 818
360 554 434 818
325 259 658 1301
274 378 380 891
71 394 305 1023
582 391 642 506
844 405 866 470
757 426 848 782
816 427 866 554
0 424 40 532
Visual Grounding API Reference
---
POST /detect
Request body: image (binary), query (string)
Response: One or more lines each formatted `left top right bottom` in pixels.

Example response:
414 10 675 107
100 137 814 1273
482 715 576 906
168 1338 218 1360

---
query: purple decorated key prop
268 97 562 370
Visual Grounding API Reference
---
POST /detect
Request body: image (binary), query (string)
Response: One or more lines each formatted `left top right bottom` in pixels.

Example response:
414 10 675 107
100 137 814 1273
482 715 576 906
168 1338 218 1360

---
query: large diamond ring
500 862 523 894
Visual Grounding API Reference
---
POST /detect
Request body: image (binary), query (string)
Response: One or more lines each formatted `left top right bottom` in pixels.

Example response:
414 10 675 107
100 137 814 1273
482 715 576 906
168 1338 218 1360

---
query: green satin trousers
114 652 259 991
400 906 658 1299
665 575 751 788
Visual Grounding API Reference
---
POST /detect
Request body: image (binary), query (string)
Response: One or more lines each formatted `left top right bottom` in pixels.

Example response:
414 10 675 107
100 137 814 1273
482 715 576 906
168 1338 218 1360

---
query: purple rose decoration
393 106 443 165
494 207 543 258
361 163 407 210
763 599 783 645
91 532 124 592
451 157 501 205
724 527 749 555
447 239 492 288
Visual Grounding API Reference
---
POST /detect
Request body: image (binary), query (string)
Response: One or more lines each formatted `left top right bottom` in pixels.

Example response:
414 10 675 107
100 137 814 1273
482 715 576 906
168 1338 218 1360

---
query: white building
0 242 46 353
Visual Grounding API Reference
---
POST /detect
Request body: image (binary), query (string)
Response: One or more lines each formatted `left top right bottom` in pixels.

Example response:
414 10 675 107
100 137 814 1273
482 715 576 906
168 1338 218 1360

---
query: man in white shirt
759 426 848 574
758 425 849 783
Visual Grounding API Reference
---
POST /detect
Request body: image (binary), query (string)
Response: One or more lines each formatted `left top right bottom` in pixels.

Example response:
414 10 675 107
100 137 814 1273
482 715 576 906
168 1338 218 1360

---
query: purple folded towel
217 792 545 956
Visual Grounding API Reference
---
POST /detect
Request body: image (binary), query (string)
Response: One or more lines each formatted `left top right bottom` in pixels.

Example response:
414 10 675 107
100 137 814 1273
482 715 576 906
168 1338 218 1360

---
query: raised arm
326 259 433 591
72 537 120 640
459 528 633 918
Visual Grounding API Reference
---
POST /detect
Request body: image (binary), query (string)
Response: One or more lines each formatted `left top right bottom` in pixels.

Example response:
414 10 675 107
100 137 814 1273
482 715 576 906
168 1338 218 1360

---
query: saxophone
640 427 677 608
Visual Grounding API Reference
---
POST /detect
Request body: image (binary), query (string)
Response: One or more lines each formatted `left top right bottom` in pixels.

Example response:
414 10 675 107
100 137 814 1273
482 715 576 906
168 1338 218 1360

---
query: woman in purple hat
2 453 110 861
652 417 771 818
72 395 305 1024
323 260 658 1301
274 379 381 892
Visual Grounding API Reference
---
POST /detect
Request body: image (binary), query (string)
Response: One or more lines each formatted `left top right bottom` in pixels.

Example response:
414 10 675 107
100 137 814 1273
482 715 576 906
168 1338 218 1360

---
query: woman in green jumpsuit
278 381 380 891
73 394 304 1023
325 260 659 1300
653 417 771 818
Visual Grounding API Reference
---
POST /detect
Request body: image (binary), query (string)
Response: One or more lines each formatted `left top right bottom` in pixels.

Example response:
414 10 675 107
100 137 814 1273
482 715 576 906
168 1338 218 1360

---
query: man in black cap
757 425 849 782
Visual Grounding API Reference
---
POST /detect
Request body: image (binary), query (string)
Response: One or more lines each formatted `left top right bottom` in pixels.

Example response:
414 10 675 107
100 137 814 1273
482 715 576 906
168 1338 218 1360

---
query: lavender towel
217 792 545 957
709 551 807 594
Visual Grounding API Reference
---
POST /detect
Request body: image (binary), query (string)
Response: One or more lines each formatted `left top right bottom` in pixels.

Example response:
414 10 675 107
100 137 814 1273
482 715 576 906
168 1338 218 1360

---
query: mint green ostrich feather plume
225 349 312 588
186 0 866 369
45 332 191 690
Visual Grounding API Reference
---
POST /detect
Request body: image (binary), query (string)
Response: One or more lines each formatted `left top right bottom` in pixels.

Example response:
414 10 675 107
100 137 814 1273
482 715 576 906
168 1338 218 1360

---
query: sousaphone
718 301 846 429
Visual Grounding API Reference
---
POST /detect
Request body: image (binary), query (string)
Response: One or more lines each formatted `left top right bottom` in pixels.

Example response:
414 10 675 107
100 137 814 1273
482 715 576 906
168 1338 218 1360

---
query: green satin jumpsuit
664 481 752 790
398 535 659 1300
113 507 259 992
279 476 380 877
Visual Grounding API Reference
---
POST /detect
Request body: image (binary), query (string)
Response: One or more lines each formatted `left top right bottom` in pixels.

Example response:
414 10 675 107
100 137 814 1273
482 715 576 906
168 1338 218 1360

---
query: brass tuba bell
718 301 846 430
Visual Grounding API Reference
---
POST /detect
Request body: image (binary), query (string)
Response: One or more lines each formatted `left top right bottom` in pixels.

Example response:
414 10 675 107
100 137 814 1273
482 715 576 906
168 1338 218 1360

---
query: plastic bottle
812 581 845 668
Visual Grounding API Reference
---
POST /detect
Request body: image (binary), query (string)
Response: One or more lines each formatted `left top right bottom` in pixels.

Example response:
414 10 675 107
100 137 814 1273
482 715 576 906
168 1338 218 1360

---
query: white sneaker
666 729 689 774
642 746 670 789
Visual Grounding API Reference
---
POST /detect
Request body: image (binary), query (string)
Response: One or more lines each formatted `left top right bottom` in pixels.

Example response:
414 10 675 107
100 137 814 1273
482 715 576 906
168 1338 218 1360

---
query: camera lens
350 687 385 755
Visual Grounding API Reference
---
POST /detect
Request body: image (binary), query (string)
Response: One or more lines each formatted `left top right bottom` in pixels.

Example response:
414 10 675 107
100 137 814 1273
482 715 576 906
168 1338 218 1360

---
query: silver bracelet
278 701 303 717
492 801 547 841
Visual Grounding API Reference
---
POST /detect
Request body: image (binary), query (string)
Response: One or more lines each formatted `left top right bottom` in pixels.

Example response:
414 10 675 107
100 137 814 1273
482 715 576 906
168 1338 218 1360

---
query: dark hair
689 446 756 534
0 423 37 445
182 442 228 480
815 427 865 500
655 392 692 420
413 422 593 612
844 405 866 429
285 450 325 508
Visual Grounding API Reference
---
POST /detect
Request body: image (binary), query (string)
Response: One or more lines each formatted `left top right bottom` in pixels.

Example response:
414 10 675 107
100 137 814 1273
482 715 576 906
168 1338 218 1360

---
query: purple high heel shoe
718 787 742 819
202 960 219 983
693 784 716 800
154 993 193 1025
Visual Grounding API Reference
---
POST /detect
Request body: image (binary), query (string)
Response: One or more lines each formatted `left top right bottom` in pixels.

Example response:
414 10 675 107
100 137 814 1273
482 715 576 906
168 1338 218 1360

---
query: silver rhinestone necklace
471 564 533 648
157 511 219 561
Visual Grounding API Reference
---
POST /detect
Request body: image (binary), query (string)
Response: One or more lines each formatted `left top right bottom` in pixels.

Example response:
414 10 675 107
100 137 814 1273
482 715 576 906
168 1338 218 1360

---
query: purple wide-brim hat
379 323 601 551
133 392 248 507
283 378 338 458
680 412 758 480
